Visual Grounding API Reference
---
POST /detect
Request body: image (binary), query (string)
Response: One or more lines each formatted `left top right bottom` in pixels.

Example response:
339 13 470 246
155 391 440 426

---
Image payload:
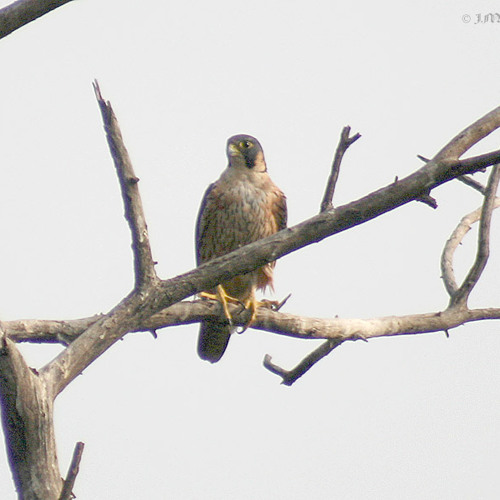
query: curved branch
0 0 74 39
441 197 500 297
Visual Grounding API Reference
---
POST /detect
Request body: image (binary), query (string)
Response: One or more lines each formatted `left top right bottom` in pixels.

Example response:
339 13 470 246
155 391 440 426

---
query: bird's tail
197 320 233 363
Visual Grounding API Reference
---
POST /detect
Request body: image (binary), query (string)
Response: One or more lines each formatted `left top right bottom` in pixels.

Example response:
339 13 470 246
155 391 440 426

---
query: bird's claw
199 286 241 327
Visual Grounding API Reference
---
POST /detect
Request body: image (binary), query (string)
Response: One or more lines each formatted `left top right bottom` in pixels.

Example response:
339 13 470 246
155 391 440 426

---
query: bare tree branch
450 148 500 170
59 441 84 500
263 338 344 385
250 306 500 341
320 126 361 212
434 106 500 160
450 166 500 307
93 81 157 290
457 175 487 194
6 301 500 345
0 0 73 39
441 197 500 297
3 316 103 344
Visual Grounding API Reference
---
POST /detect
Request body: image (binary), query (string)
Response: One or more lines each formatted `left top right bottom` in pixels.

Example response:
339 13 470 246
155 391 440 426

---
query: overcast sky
0 1 499 498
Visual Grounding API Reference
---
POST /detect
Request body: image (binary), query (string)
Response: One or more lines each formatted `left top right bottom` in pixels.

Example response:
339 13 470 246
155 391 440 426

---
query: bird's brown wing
273 188 287 232
195 181 217 266
256 186 288 290
195 181 233 362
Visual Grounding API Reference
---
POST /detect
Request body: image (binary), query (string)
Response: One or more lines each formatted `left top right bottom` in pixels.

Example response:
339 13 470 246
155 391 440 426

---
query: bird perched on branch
195 134 287 362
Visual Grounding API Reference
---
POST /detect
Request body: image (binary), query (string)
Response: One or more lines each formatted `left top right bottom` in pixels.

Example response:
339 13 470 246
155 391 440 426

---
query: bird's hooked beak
227 142 242 158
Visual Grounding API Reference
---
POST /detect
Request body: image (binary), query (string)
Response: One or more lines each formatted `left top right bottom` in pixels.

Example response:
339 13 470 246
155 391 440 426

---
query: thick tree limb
320 126 361 212
0 0 73 39
2 316 103 344
0 329 62 498
5 301 500 344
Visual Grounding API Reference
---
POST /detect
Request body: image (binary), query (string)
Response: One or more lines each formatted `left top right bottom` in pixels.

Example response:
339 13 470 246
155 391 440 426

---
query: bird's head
226 134 267 172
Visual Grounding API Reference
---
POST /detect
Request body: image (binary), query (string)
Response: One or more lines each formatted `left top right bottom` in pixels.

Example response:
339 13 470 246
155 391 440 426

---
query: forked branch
320 126 361 212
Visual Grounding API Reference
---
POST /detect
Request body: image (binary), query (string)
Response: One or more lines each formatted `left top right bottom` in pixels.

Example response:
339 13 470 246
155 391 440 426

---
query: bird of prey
195 134 287 363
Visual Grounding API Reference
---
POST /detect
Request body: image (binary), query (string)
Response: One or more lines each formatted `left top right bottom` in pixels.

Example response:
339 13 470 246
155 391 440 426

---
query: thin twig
450 166 500 307
320 126 361 212
0 0 74 39
264 338 344 385
93 81 157 289
457 175 487 194
59 442 85 500
275 293 292 311
449 149 500 171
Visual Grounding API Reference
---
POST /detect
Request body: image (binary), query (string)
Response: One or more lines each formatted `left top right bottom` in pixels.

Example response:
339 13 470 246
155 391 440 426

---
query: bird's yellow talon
236 297 262 333
200 286 241 326
199 291 218 301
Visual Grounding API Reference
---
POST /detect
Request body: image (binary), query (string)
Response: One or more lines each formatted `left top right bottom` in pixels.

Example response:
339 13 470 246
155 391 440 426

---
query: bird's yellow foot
200 286 240 326
238 296 285 332
238 296 266 333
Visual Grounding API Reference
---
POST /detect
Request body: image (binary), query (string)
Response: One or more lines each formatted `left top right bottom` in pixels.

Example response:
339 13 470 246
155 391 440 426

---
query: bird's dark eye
239 140 253 149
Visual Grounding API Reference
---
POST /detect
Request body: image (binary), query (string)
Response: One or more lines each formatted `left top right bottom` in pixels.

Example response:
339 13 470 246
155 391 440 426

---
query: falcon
195 134 287 362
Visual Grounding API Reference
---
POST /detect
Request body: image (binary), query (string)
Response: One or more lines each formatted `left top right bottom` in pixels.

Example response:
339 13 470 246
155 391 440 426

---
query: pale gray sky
0 1 499 498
